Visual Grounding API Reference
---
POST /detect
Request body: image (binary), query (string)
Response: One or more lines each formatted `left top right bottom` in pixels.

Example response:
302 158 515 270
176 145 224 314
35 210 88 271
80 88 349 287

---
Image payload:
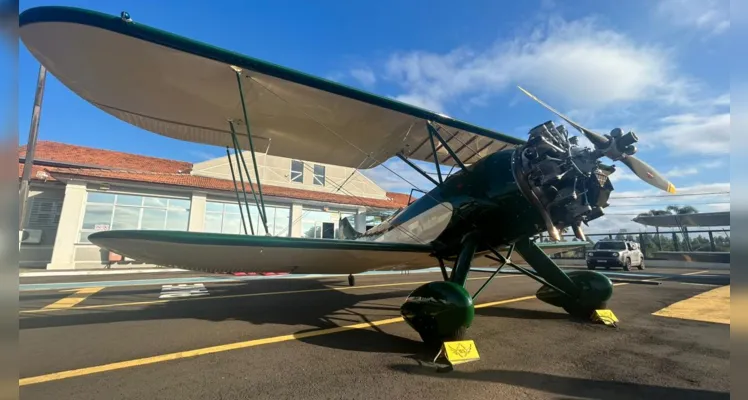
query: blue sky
17 0 730 232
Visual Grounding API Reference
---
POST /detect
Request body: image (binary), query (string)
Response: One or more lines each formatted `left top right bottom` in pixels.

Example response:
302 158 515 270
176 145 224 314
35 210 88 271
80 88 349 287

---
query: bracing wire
246 75 486 238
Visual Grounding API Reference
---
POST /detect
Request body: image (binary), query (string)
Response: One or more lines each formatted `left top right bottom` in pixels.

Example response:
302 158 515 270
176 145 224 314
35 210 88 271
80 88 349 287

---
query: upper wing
89 230 586 274
19 6 525 169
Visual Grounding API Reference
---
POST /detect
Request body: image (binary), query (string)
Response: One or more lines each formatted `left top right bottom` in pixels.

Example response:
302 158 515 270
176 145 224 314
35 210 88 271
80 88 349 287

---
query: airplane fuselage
353 123 615 260
357 150 542 252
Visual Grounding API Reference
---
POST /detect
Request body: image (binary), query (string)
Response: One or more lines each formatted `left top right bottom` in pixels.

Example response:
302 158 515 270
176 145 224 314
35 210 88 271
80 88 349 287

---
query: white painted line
159 283 210 299
21 268 187 277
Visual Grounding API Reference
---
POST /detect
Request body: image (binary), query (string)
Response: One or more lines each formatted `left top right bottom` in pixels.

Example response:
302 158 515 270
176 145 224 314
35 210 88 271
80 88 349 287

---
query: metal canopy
19 6 525 170
632 212 731 228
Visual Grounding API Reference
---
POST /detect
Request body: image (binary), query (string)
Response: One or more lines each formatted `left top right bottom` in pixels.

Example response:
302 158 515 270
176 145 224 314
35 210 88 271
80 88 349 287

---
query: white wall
191 152 388 199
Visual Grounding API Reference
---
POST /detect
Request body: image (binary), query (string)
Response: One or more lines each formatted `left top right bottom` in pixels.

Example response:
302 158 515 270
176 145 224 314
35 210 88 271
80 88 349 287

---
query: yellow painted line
41 287 105 310
19 293 536 386
20 275 520 314
652 285 730 325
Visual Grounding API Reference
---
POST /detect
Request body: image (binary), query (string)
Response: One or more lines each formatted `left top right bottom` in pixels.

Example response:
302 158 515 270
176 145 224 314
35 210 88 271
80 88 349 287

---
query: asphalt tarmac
19 267 730 399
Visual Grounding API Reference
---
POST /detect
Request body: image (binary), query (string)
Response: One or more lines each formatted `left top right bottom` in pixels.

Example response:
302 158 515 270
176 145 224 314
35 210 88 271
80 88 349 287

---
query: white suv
586 239 645 271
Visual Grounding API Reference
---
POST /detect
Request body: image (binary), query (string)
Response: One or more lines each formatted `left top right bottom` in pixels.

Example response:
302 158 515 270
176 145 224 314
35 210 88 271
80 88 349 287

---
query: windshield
594 241 627 250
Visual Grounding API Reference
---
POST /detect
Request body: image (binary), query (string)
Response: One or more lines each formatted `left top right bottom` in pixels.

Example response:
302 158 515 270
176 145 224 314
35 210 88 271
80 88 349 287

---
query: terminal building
19 141 410 270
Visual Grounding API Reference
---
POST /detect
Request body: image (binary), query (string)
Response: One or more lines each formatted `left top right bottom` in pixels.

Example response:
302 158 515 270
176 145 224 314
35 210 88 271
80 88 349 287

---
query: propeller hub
616 131 638 149
516 86 676 194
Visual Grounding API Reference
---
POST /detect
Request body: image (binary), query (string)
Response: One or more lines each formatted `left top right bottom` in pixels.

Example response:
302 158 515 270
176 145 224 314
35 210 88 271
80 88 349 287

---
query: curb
20 268 188 277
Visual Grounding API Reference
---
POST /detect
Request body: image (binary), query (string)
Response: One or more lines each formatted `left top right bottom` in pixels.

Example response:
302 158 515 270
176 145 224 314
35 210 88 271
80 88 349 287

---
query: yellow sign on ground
653 285 730 325
592 309 619 326
434 340 480 366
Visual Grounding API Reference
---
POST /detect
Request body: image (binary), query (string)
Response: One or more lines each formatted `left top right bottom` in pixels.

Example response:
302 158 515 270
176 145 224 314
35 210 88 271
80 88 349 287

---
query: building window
291 160 304 183
27 198 62 229
78 192 190 243
204 201 290 237
302 209 356 239
313 164 325 186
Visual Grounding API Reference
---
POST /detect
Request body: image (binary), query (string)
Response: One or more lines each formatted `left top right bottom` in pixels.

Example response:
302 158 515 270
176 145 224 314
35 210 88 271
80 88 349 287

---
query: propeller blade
619 155 676 194
517 86 609 148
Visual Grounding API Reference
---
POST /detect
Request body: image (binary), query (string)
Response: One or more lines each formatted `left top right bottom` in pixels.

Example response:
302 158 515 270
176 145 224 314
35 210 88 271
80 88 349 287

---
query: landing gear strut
513 237 613 319
401 232 479 345
348 274 355 287
400 234 615 344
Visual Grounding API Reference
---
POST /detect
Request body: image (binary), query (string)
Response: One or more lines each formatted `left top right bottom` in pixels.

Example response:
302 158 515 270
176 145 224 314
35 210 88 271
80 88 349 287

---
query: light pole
18 64 47 245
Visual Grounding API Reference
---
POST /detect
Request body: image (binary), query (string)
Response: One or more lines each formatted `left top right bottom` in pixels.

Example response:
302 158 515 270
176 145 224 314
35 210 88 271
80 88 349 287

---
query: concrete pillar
354 207 367 232
46 181 87 270
188 192 207 232
290 203 303 238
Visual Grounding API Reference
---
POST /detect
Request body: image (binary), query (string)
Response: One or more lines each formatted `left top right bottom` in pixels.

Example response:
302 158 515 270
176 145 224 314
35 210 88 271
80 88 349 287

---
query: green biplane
19 6 676 344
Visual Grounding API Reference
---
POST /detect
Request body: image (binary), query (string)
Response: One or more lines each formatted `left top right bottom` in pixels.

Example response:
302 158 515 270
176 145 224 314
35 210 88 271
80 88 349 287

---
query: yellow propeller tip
667 183 676 194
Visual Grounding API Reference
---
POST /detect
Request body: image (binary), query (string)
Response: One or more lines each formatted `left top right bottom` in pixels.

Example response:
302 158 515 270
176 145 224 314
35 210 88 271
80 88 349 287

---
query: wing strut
396 153 440 187
426 124 444 184
231 66 270 235
396 121 475 190
427 122 469 172
225 145 253 235
228 120 266 235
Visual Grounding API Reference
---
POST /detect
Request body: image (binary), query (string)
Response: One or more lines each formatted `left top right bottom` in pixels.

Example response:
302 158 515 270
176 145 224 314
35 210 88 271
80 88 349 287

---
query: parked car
586 239 645 271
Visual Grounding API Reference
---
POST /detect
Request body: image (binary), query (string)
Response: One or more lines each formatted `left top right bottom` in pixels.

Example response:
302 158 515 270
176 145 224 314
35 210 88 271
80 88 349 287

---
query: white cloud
349 67 377 88
188 150 223 162
664 160 724 178
665 166 698 177
383 17 693 113
700 160 725 169
651 112 730 155
392 93 444 113
324 72 344 82
608 167 642 183
656 0 730 36
712 93 730 106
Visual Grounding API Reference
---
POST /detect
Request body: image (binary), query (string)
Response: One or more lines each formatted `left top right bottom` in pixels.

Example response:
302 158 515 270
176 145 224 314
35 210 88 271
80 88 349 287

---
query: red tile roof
18 141 410 209
387 192 413 206
19 141 192 173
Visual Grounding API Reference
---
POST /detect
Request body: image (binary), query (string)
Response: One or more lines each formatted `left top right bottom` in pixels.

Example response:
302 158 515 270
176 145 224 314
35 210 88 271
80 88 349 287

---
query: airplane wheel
538 271 613 319
348 274 355 286
401 281 474 345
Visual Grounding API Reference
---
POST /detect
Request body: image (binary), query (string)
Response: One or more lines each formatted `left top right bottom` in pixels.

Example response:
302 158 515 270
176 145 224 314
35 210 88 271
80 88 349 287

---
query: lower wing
89 230 585 274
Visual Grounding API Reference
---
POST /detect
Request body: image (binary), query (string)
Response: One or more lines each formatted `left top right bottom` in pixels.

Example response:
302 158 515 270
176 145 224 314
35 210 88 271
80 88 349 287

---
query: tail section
339 217 363 240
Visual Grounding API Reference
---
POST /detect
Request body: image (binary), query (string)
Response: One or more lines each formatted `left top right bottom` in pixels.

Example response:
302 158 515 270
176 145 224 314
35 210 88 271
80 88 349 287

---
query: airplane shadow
20 277 408 330
18 276 592 357
386 365 729 400
475 306 570 321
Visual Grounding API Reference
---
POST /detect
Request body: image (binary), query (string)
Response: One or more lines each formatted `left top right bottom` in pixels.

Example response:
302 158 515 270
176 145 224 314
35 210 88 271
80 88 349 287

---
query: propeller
517 86 676 194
